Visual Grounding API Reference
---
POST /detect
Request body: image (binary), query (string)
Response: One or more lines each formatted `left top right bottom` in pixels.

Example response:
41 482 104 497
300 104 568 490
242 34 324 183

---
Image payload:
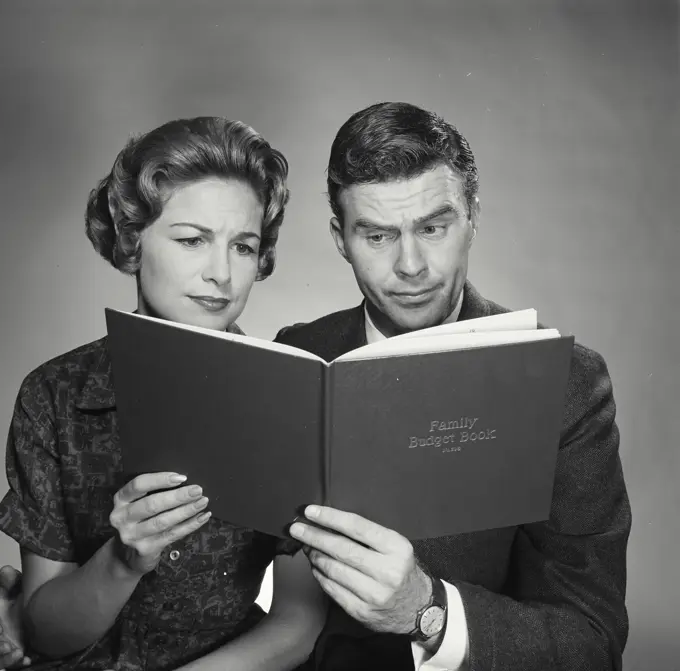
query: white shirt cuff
411 580 469 671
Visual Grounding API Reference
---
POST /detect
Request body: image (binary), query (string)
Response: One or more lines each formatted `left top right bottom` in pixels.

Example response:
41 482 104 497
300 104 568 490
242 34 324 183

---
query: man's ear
329 217 350 263
469 196 480 245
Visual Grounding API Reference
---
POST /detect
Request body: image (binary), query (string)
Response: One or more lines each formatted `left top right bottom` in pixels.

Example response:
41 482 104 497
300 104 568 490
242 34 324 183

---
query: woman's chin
149 308 235 332
184 313 235 331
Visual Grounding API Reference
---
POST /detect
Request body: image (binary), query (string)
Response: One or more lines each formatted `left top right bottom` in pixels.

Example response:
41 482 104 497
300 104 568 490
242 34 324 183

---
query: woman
0 117 325 670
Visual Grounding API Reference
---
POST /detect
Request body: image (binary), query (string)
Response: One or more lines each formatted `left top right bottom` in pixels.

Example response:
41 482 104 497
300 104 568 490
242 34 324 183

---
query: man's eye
178 237 203 248
423 225 443 234
368 233 387 244
421 224 446 237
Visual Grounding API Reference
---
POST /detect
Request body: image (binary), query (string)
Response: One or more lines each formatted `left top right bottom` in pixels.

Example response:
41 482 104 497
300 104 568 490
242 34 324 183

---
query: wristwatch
409 573 448 641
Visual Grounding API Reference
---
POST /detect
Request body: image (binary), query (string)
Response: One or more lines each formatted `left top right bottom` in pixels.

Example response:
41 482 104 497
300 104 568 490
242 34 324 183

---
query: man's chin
367 295 449 336
386 309 443 336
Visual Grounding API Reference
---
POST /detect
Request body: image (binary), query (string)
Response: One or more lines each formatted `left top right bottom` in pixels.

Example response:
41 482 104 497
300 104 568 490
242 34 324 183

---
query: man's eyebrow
353 204 463 231
353 219 400 231
413 204 462 225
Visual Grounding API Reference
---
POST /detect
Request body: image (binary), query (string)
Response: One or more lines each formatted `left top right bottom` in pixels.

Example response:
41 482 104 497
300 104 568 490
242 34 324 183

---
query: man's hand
289 505 431 635
110 472 211 576
0 565 30 669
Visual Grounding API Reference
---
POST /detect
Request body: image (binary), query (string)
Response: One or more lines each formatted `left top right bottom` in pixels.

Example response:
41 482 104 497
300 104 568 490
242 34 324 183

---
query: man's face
331 164 478 337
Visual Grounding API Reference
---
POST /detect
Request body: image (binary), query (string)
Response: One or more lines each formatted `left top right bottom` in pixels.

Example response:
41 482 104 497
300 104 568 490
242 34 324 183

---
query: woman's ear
108 192 120 234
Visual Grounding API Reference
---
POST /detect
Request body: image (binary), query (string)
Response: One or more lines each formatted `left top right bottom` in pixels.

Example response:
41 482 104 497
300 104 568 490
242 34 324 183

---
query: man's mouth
390 287 437 305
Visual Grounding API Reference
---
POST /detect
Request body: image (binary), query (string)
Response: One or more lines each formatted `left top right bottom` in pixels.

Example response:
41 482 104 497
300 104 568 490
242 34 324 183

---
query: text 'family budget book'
105 308 574 540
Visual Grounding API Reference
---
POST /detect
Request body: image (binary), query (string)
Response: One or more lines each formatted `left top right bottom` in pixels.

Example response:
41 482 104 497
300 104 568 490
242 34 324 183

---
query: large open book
105 308 574 540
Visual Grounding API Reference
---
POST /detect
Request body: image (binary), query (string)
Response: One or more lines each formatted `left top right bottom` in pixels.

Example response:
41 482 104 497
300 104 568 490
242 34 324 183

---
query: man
0 102 630 671
278 102 631 670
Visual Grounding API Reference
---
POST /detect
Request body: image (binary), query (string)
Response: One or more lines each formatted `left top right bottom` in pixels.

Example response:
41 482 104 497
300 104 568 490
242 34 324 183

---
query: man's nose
394 235 427 278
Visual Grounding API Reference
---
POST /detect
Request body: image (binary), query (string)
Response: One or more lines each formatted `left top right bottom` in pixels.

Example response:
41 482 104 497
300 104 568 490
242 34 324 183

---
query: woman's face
136 177 264 330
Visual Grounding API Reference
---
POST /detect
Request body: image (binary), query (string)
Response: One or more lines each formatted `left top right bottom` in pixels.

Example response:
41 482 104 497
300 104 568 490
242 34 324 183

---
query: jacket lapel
458 281 492 322
326 304 367 361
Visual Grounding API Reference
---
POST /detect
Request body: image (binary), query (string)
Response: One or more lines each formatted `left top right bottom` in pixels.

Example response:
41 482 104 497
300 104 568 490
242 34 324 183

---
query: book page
335 328 561 362
106 309 325 363
365 309 538 347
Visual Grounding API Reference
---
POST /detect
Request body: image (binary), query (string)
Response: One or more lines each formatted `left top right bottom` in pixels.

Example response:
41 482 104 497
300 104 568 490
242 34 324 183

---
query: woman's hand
109 472 211 576
0 566 30 669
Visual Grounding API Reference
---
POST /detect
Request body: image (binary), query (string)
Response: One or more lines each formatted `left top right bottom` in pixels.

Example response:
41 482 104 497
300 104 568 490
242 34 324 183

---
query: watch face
420 606 446 637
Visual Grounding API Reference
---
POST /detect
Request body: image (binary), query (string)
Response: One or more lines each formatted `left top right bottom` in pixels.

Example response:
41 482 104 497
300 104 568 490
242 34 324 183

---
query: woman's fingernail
170 474 187 484
194 497 209 510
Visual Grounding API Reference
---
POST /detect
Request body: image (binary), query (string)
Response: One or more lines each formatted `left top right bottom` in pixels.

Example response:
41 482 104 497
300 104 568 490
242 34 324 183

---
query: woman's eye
178 237 203 248
235 243 255 255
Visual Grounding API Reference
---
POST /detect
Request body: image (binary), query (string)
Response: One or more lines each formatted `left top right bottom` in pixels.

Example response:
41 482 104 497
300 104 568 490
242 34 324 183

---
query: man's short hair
327 101 479 222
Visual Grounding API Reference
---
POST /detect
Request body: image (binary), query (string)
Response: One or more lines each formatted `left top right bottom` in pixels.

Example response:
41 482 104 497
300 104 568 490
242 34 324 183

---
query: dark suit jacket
275 282 630 671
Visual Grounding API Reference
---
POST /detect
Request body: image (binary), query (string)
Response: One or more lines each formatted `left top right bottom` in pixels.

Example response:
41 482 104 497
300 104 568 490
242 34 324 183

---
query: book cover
105 309 573 539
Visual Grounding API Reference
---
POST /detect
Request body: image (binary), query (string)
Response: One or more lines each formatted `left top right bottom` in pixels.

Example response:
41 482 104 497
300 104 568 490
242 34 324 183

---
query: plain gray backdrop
0 1 677 669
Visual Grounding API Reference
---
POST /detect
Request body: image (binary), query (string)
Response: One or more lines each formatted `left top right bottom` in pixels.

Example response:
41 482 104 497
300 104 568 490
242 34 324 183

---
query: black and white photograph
0 1 676 670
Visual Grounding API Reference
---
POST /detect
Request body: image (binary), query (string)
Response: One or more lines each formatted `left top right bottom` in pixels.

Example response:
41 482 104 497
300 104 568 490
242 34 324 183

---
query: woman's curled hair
85 116 290 280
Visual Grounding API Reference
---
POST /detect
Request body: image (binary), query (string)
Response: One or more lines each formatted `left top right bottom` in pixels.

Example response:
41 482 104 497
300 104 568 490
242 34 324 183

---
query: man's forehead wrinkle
358 188 423 213
358 189 455 220
353 193 420 227
340 165 468 226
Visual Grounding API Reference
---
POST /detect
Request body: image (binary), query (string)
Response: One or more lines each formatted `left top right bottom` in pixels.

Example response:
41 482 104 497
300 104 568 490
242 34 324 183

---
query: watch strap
409 573 448 640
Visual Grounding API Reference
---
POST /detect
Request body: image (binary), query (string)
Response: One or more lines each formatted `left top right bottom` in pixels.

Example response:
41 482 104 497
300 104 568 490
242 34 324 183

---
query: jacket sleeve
274 324 304 344
454 346 631 671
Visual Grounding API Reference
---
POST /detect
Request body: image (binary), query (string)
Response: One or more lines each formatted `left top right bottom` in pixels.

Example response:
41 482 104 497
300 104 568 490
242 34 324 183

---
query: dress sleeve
0 371 76 562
